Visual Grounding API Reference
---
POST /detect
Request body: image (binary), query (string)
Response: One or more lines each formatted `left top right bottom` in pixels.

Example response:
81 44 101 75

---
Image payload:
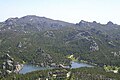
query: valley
0 15 120 79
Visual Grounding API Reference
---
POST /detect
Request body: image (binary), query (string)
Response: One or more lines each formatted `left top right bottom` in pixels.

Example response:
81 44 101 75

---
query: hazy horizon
0 0 120 24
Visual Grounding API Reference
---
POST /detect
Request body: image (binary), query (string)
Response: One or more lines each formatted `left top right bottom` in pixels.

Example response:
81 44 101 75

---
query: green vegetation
1 67 120 80
0 27 120 70
104 65 120 73
0 16 120 79
67 55 78 61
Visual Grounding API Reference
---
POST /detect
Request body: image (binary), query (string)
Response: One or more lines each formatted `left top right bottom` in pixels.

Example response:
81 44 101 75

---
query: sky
0 0 120 24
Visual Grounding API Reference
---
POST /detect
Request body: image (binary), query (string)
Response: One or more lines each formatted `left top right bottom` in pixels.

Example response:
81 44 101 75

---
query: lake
19 65 52 74
71 61 93 68
19 61 93 74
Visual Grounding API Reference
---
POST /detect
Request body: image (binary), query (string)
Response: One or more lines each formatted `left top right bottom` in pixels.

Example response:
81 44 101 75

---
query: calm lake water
19 61 93 74
71 61 93 68
19 65 50 74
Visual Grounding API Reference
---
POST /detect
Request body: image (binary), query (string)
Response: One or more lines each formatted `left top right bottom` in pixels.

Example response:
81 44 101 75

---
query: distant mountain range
1 15 119 32
0 15 74 31
0 15 120 66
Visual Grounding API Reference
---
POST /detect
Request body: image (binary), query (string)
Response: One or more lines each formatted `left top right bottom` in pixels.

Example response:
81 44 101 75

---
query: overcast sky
0 0 120 24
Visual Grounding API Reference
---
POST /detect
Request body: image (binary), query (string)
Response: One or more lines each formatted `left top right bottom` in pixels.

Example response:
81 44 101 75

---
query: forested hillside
0 15 120 79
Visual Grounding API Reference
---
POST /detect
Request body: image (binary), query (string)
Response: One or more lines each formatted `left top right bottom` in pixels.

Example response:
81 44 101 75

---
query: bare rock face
44 31 55 38
111 51 120 57
65 30 92 41
5 17 18 26
0 54 23 75
75 31 91 38
90 40 99 52
0 54 14 74
17 42 22 48
108 41 116 47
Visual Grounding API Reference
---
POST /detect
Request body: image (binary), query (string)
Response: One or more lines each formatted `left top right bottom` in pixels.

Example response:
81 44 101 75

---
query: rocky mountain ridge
0 15 74 32
1 15 120 32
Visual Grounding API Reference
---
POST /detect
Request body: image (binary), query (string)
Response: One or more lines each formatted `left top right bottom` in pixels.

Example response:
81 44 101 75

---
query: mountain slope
0 15 120 67
1 15 74 32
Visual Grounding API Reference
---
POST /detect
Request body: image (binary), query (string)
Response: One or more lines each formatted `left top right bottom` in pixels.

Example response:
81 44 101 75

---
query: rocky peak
19 15 49 22
77 20 100 28
93 21 97 24
79 20 88 24
5 17 18 22
105 21 119 29
80 20 87 24
77 20 89 27
5 17 18 26
106 21 114 25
